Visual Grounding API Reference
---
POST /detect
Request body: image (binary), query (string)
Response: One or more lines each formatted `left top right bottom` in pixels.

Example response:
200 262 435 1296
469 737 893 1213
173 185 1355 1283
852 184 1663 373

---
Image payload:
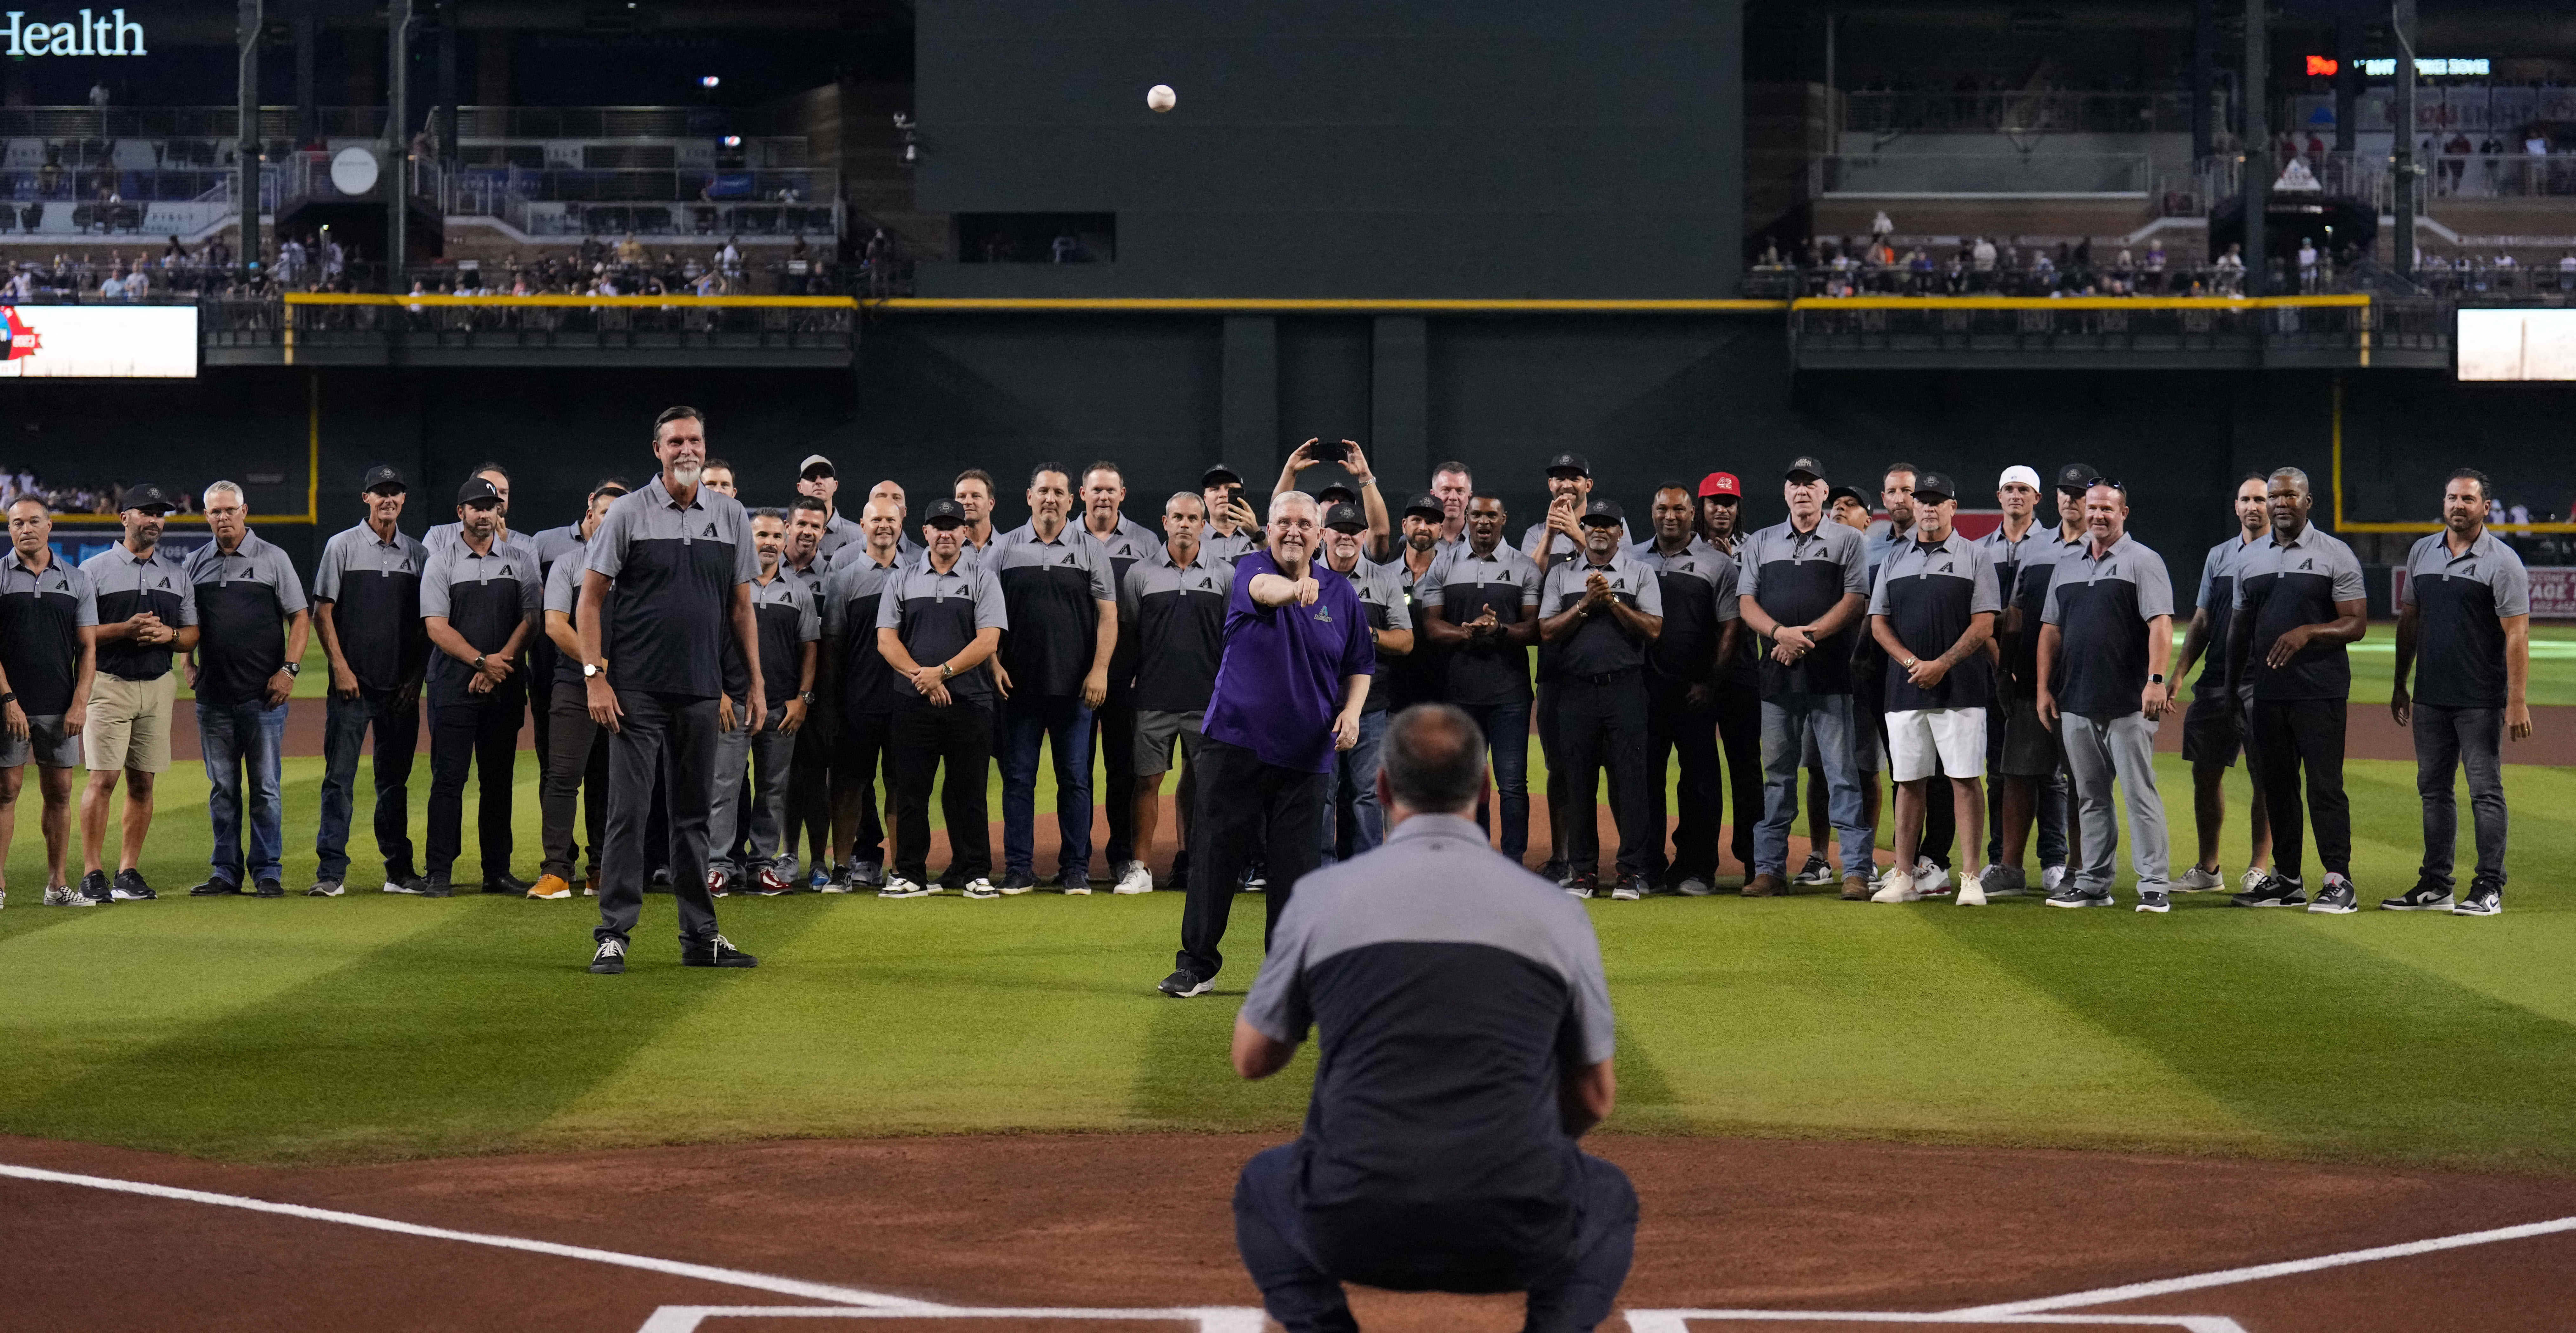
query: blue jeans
316 688 419 883
1320 708 1391 864
1001 693 1094 879
198 698 289 886
1758 692 1872 877
1458 698 1532 861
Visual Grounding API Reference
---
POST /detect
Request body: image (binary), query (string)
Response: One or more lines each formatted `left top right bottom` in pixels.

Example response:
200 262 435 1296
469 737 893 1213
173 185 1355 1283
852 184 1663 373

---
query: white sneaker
2240 866 2270 895
961 878 1000 900
1912 857 1951 895
1675 876 1714 897
2172 865 2225 892
1955 870 1987 907
1870 866 1921 903
0 887 7 909
1113 861 1155 895
43 884 94 907
2041 864 2068 893
876 875 933 900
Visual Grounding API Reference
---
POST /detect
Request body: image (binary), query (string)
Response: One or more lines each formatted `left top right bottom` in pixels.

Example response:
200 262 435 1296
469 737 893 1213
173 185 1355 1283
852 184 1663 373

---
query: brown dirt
0 1132 2569 1332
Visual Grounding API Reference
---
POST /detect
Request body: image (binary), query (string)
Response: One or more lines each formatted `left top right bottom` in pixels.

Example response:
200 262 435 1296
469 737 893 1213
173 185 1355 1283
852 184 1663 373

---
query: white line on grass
0 1161 941 1312
1950 1213 2576 1317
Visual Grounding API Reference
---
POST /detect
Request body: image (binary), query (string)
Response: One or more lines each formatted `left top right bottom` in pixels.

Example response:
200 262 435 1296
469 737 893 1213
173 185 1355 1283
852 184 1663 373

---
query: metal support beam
2391 0 2417 278
236 0 261 281
386 0 412 291
2241 0 2266 294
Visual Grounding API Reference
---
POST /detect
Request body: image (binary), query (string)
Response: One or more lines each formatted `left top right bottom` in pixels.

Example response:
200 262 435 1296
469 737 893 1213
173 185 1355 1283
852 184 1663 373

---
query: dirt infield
1 1131 2569 1331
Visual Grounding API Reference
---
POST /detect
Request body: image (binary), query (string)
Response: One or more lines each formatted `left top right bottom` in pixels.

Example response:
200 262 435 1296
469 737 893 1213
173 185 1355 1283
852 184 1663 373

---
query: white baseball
1147 84 1177 113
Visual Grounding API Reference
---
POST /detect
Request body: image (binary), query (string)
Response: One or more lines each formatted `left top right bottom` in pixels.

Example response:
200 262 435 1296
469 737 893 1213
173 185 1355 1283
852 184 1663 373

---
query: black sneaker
680 934 758 968
998 871 1037 894
188 878 242 896
1057 869 1090 896
1608 874 1652 901
1158 968 1213 998
482 873 532 896
382 875 433 896
418 872 455 899
2046 885 2114 908
1565 875 1598 900
589 939 627 974
79 870 114 904
2453 881 2503 917
2380 881 2454 911
1538 860 1570 887
253 878 284 899
2135 889 2171 914
2307 877 2359 915
2229 874 2306 908
305 879 345 897
110 869 156 901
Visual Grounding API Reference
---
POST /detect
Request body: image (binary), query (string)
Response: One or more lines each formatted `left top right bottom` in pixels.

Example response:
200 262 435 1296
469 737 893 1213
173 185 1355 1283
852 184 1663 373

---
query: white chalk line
1622 1315 2244 1332
638 1306 1267 1332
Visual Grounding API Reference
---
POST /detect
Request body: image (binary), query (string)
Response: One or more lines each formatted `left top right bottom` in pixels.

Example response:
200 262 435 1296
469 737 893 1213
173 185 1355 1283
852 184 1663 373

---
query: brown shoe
1741 873 1787 898
1841 874 1872 901
528 874 574 901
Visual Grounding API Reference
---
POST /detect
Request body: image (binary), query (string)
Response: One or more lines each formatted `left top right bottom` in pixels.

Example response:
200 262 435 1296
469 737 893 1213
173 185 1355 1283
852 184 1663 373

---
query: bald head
1378 704 1489 819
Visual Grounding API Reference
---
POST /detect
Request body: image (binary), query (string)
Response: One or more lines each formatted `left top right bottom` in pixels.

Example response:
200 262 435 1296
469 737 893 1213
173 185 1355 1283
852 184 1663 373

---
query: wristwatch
797 690 815 705
582 662 602 679
1901 657 1920 670
281 663 301 677
2150 673 2165 684
940 661 956 679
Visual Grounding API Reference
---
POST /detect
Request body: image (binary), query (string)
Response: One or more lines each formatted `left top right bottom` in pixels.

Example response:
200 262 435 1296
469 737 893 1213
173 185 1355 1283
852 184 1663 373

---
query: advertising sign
2396 565 2576 618
0 304 197 378
2457 308 2576 382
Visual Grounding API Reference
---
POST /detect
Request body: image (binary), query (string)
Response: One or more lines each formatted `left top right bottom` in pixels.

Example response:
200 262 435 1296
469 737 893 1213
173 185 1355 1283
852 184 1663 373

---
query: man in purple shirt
1163 491 1376 999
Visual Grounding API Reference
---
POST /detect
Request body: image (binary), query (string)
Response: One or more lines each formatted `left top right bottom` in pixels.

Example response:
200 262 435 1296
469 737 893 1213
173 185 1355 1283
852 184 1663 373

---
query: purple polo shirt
1203 550 1377 773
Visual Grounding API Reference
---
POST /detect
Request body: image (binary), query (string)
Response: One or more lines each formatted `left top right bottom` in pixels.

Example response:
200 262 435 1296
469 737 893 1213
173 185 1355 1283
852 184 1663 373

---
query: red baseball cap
1697 471 1741 499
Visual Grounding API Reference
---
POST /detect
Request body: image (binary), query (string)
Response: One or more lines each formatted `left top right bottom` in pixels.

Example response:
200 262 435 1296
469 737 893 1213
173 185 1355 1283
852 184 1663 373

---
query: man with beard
1631 482 1738 896
1538 498 1663 900
1696 471 1762 879
76 483 195 903
417 477 542 898
1418 495 1542 865
989 463 1120 894
1378 492 1457 713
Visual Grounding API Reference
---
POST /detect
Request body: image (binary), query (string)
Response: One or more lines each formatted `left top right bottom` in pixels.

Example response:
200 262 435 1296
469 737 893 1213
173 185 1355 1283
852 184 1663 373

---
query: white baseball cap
1998 465 2043 492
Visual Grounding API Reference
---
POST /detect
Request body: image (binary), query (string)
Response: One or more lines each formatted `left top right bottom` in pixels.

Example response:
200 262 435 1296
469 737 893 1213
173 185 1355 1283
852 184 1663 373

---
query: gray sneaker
2135 888 2171 914
305 880 345 898
2171 865 2225 892
2453 881 2503 917
42 884 96 907
2046 885 2114 909
1979 863 2029 897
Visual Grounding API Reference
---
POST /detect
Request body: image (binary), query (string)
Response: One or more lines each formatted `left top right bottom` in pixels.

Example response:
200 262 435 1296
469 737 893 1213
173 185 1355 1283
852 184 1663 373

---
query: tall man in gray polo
580 406 764 973
2387 468 2531 916
2034 482 2176 912
311 465 431 897
990 462 1120 893
77 483 195 903
1735 457 1872 899
1230 703 1631 1333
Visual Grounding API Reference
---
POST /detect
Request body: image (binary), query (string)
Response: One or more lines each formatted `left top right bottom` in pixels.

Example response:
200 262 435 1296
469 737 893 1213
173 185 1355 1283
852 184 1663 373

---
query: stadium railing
1785 293 2452 370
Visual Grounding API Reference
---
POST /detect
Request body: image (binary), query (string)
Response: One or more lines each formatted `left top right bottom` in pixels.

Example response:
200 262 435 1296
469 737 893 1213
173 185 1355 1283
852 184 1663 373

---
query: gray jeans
2060 711 2168 893
2414 703 2507 889
710 702 796 877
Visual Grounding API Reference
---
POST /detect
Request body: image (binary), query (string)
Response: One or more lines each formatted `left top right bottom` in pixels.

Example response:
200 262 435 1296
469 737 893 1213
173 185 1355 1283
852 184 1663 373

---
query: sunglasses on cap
2084 477 2126 493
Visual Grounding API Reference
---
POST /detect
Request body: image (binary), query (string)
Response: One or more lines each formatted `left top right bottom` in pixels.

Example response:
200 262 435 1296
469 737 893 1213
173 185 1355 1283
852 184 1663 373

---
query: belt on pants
1562 667 1642 687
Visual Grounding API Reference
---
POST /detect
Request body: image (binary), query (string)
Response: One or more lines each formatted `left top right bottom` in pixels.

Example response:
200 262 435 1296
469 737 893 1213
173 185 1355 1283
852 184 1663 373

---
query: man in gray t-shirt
1230 704 1633 1332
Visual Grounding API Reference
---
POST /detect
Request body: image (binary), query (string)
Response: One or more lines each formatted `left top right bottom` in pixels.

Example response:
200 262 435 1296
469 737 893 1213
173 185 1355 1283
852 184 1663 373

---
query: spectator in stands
1970 236 1997 286
1870 209 1893 244
2214 243 2245 294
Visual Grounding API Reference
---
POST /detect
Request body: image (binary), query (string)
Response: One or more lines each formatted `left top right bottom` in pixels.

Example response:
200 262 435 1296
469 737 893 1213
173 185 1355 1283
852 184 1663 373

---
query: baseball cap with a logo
1546 453 1592 479
921 498 968 528
1402 491 1445 521
457 477 503 508
1581 497 1625 525
121 482 177 514
360 465 407 495
1785 456 1827 483
1313 482 1360 508
2054 462 2096 495
1200 464 1245 490
1697 471 1742 499
1323 501 1368 533
1913 472 1959 504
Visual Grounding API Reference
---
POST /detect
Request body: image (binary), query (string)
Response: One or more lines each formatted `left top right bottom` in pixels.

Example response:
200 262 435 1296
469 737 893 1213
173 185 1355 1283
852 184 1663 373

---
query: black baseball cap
921 497 968 528
1546 452 1592 479
1913 471 1959 504
1402 490 1445 521
120 482 177 515
1826 484 1867 510
1323 501 1368 533
1786 456 1827 482
2054 462 2095 494
1314 482 1360 508
1580 497 1624 525
360 465 407 495
457 477 503 507
1200 464 1244 489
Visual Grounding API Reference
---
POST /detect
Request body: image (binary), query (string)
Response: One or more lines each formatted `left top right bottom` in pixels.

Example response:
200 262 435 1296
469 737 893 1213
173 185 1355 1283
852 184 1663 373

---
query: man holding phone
1273 438 1392 561
1200 465 1263 561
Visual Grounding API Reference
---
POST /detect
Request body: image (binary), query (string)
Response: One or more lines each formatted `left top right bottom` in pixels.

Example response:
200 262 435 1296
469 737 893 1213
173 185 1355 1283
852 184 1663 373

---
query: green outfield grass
2175 622 2576 707
2 746 2572 1176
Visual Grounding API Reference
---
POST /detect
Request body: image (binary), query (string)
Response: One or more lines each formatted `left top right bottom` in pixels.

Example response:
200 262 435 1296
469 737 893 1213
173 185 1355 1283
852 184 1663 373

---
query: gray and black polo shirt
1519 517 1632 575
1418 543 1542 707
1339 556 1416 714
314 521 430 695
816 510 865 563
1972 522 2045 630
1539 552 1664 678
425 521 518 558
782 551 832 611
2042 534 2175 719
2191 533 2265 700
81 543 194 683
1736 518 1868 697
182 531 309 708
542 552 595 695
1118 544 1236 714
2006 531 2087 689
989 522 1117 699
0 549 97 717
1377 544 1457 710
2233 525 2368 702
1868 532 2001 712
526 524 586 577
420 536 540 705
875 556 1010 708
741 570 821 707
1628 537 1739 687
1084 514 1162 702
585 476 759 700
2403 529 2532 710
1202 526 1260 562
1239 812 1615 1264
822 548 909 716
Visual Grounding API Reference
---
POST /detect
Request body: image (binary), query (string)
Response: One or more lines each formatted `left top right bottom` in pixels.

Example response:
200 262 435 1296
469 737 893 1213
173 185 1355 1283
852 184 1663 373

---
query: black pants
1712 681 1762 872
1558 672 1654 881
1178 734 1325 981
890 701 993 886
836 709 895 866
784 711 834 872
2251 697 2350 883
594 690 723 948
425 683 524 880
1536 683 1566 865
1234 1142 1636 1333
315 685 419 883
1093 691 1139 867
540 681 609 883
528 639 556 773
1645 678 1721 884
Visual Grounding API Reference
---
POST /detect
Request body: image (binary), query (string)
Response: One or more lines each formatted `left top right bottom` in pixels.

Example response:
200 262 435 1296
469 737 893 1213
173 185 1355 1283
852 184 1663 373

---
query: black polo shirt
419 536 541 706
0 549 97 717
1341 556 1416 714
2233 525 2367 703
81 544 195 683
584 476 760 700
1420 543 1542 707
1736 519 1868 697
1868 532 2002 711
182 531 309 708
2191 534 2263 698
2042 534 2176 719
875 555 1010 708
313 521 430 695
1539 552 1664 677
1118 544 1236 713
744 570 820 706
822 548 908 716
989 521 1117 699
2403 530 2531 710
1629 537 1738 687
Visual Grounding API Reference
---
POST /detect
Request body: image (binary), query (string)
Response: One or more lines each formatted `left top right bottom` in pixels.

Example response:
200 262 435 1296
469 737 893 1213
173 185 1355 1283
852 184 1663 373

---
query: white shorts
1886 707 1986 783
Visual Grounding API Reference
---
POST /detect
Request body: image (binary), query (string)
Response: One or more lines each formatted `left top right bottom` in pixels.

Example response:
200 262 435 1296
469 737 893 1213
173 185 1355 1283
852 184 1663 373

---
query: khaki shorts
83 672 177 773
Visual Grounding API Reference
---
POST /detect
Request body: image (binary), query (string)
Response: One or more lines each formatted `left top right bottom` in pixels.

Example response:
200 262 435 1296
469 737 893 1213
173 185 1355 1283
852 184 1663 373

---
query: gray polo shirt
742 570 822 706
822 548 911 715
2403 529 2531 710
1628 537 1738 686
314 521 430 695
989 521 1118 698
1203 526 1260 561
1538 551 1664 677
2006 531 2088 689
1240 811 1615 1255
420 536 541 704
1339 555 1416 713
183 531 309 708
82 543 195 683
0 549 98 717
2190 532 2266 698
1120 544 1237 714
1868 531 2001 711
541 552 595 695
585 476 759 700
2042 533 2175 719
875 555 1010 708
1736 518 1867 697
1418 543 1542 707
2232 525 2367 702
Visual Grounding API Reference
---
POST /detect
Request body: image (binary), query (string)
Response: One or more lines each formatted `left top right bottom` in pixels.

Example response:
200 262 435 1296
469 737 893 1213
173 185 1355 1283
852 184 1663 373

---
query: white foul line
0 1161 941 1313
1623 1313 2245 1331
638 1305 1269 1332
1950 1212 2576 1317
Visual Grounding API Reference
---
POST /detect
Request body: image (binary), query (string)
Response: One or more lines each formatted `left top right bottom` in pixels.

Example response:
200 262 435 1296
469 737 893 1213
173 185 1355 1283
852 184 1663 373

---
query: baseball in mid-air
1147 84 1177 113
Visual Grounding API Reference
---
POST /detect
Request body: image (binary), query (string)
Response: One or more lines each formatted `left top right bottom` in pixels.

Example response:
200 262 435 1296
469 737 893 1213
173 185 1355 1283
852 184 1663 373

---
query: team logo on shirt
1313 605 1333 623
703 522 720 539
2299 558 2315 571
1061 552 1079 567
